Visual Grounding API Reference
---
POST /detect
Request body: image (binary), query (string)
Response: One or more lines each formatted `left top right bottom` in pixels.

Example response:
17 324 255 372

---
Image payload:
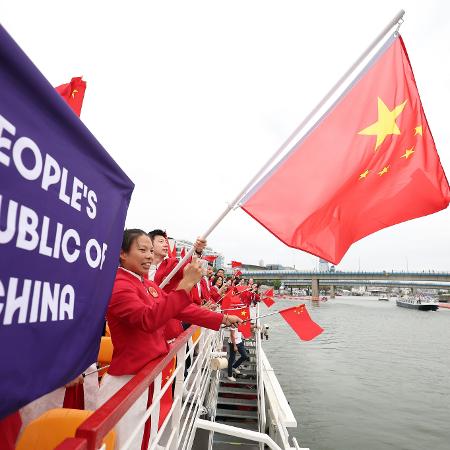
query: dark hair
148 229 167 242
122 229 147 252
212 276 223 286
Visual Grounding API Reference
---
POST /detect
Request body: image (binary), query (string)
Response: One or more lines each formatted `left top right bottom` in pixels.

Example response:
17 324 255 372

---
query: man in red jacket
149 229 206 289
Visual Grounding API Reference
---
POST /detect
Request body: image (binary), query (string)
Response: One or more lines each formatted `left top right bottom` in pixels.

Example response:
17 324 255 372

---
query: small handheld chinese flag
280 304 323 341
180 247 186 258
231 261 242 268
204 255 218 263
235 285 248 294
241 36 450 264
221 291 241 310
237 307 252 338
262 288 275 308
234 269 243 277
55 76 86 116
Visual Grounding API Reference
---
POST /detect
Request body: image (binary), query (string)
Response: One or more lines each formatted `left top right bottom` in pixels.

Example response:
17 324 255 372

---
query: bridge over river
240 270 450 297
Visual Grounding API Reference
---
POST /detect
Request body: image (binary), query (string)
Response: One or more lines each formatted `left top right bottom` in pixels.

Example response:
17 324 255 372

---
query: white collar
119 266 143 281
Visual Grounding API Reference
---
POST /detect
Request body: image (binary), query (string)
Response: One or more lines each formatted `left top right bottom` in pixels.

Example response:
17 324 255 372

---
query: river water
262 296 450 450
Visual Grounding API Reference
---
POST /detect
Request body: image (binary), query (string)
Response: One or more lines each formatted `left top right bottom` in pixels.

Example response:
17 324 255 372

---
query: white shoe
233 368 241 375
226 376 236 382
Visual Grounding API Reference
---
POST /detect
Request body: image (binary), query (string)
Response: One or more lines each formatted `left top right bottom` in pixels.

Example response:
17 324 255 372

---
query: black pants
228 342 249 376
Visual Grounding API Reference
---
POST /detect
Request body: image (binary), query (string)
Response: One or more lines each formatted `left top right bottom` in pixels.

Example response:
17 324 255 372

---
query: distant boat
378 295 390 301
396 296 439 311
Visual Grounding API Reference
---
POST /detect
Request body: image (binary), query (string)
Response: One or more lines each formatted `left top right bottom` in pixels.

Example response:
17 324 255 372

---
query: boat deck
192 338 261 450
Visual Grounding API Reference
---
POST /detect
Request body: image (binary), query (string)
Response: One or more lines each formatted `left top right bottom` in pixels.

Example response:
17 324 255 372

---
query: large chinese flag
241 36 450 264
55 76 86 116
280 304 323 341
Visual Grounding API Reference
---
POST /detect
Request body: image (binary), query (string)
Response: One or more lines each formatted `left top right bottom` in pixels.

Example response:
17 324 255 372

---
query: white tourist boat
396 296 439 311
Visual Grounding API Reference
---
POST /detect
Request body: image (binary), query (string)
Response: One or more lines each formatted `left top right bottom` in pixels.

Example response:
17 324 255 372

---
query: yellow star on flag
359 169 370 180
378 166 390 176
241 311 247 317
414 125 423 136
358 98 407 150
401 147 415 159
71 89 78 99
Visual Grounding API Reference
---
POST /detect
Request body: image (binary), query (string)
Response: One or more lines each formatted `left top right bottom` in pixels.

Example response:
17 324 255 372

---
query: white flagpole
159 10 405 289
240 309 284 324
82 365 110 377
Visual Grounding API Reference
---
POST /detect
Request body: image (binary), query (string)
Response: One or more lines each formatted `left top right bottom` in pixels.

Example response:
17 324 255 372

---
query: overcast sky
3 1 450 272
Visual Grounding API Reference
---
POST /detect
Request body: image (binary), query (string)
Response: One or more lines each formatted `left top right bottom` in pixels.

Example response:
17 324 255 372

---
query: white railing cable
121 327 215 450
255 302 266 446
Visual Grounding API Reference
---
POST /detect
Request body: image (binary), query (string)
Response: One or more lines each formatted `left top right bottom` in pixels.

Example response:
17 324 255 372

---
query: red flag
240 36 450 264
234 269 242 278
235 285 248 293
180 247 186 258
222 291 243 310
204 255 218 263
55 76 86 116
262 288 275 307
221 291 234 310
262 296 275 308
236 307 252 338
223 306 251 337
231 261 242 268
280 304 323 341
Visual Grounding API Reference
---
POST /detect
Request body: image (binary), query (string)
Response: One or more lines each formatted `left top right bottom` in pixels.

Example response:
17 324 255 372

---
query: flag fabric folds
262 288 275 308
203 255 218 263
235 285 248 293
240 35 450 264
236 307 252 338
0 26 134 418
221 291 241 310
263 296 275 308
223 306 251 338
280 304 323 341
231 261 242 268
55 76 87 116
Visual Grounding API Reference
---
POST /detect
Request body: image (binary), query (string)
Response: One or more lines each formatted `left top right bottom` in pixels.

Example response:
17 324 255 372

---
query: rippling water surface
262 296 450 450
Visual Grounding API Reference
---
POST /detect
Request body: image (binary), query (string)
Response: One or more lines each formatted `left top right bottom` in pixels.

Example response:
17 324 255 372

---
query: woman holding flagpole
97 229 241 449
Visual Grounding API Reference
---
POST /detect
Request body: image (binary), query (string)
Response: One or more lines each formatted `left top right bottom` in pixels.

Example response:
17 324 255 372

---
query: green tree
273 279 281 290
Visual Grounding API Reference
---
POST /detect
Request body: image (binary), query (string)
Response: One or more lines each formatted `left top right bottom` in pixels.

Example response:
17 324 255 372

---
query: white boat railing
57 325 224 450
255 302 267 449
58 308 307 450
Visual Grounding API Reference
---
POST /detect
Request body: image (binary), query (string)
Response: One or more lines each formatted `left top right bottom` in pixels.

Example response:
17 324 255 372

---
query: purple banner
0 25 134 418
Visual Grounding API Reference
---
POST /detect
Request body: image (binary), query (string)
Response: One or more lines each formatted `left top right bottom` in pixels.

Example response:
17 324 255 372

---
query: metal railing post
169 341 187 450
149 372 162 445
